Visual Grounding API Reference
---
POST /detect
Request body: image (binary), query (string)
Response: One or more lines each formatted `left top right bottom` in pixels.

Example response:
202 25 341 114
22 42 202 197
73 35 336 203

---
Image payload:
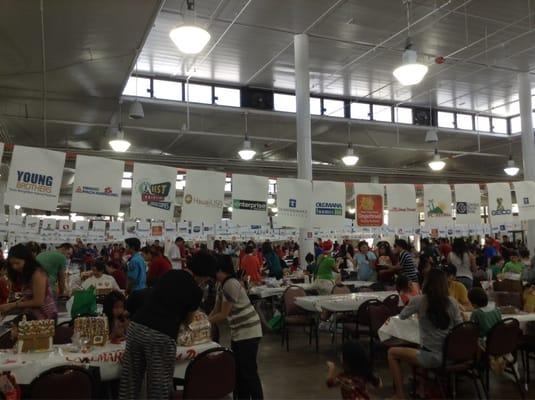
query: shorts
312 279 334 295
417 349 442 368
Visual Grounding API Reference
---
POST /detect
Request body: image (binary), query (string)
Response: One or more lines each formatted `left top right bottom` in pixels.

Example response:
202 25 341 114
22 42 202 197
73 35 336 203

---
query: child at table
468 287 501 338
395 275 420 306
103 291 129 342
326 341 382 400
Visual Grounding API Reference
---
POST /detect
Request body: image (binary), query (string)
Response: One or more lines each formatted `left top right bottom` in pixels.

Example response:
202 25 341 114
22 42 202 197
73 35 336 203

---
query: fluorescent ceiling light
109 128 131 152
341 146 359 166
170 25 211 55
14 205 21 210
393 49 428 86
504 157 520 176
238 139 256 161
428 149 446 171
267 198 276 205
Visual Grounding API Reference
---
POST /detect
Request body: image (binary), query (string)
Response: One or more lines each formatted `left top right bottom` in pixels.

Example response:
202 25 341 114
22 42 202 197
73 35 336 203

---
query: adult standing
36 243 73 296
447 238 475 290
313 240 340 295
168 237 186 270
0 244 57 320
261 242 282 280
482 237 497 269
125 238 146 295
142 246 172 286
119 252 217 399
240 245 263 284
209 255 263 400
391 239 419 283
354 241 377 282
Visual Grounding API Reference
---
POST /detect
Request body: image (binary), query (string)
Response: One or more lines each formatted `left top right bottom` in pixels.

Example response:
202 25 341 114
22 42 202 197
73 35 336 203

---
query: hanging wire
405 0 411 37
347 122 352 146
244 111 249 140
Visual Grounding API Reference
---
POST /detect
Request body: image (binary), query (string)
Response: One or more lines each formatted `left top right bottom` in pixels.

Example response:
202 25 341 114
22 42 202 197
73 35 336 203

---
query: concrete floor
220 327 534 399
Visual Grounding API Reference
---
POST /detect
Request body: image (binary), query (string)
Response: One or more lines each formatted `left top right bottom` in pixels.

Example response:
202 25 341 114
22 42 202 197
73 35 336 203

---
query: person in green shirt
489 255 504 280
468 287 501 338
313 240 340 294
36 243 73 296
502 251 524 275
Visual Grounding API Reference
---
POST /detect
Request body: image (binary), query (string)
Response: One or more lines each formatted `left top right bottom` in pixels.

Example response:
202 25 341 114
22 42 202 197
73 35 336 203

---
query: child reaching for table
326 341 382 400
103 291 129 342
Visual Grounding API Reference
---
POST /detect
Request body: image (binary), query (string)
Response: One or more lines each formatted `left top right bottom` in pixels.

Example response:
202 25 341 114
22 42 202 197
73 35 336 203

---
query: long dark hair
7 243 41 285
451 238 468 258
422 268 451 330
262 241 274 255
102 291 126 330
341 341 380 386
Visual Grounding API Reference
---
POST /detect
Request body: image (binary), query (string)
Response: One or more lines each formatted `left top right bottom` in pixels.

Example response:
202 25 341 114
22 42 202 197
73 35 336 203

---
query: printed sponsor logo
137 181 172 210
356 194 383 227
184 194 223 209
232 199 267 212
315 201 343 216
456 201 478 215
75 185 119 197
289 199 297 208
491 197 511 216
524 197 530 205
426 199 452 217
14 170 54 196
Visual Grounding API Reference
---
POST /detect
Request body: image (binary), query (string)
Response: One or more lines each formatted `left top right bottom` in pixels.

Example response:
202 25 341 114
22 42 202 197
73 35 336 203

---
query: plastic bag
70 286 97 318
0 373 21 400
267 311 282 332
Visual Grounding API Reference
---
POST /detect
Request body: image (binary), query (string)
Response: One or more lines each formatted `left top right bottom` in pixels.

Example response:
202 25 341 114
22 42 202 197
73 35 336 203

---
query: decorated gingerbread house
74 316 109 346
178 310 211 346
17 317 55 353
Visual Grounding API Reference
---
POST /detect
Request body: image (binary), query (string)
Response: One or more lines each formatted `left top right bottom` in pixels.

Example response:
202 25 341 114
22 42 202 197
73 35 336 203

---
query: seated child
395 275 420 306
326 341 381 400
102 291 129 342
468 287 501 338
489 255 504 280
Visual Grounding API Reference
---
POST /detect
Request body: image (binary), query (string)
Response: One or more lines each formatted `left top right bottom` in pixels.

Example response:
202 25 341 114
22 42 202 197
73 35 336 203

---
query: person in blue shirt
125 238 147 295
482 237 497 269
354 241 377 281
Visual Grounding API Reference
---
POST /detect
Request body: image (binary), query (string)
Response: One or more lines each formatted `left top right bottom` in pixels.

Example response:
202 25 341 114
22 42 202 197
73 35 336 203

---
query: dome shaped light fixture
341 145 359 166
428 149 446 171
109 126 131 152
238 139 255 161
393 48 428 86
169 0 210 55
504 155 520 176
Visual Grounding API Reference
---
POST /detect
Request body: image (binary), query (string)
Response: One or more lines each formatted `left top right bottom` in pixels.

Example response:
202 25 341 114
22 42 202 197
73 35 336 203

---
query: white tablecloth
340 280 374 288
249 283 314 299
378 312 535 344
0 341 219 385
295 291 397 312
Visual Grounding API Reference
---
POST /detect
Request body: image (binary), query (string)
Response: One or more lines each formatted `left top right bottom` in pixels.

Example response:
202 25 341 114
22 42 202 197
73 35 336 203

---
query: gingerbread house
178 310 211 346
17 317 55 353
74 316 109 346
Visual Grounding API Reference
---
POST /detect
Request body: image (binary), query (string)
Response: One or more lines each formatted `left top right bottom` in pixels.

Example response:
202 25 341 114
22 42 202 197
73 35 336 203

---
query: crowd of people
0 233 532 399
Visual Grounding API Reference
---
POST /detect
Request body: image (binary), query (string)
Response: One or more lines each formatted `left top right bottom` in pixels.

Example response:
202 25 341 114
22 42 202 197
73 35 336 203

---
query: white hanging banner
231 174 268 226
312 181 345 228
423 184 453 227
0 143 4 164
275 178 312 228
386 184 418 228
71 155 124 216
5 145 65 211
487 182 513 226
181 169 225 225
454 184 481 225
355 183 384 227
513 181 535 221
130 163 177 220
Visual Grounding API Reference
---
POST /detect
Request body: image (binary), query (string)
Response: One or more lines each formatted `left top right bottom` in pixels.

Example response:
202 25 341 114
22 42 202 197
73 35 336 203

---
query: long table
378 312 535 345
0 341 219 385
294 291 397 313
248 280 375 299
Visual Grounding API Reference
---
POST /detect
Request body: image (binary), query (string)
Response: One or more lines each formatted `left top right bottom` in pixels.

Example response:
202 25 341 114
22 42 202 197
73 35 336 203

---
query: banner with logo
513 181 535 221
453 184 481 225
231 174 268 226
130 163 177 220
275 178 312 228
487 182 513 226
423 184 452 227
5 145 66 211
181 169 225 225
71 155 123 216
386 184 417 228
355 183 384 227
312 181 345 228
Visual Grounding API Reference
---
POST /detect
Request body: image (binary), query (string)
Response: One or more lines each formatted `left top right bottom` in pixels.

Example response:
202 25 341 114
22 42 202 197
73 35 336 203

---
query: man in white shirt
82 260 120 291
168 237 186 270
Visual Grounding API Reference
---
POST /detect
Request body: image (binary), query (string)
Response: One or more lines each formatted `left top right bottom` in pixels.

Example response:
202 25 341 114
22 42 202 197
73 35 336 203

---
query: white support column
518 72 535 247
294 34 315 262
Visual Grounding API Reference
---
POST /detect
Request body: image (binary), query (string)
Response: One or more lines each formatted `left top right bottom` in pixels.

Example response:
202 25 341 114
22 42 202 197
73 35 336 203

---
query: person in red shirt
106 261 127 290
142 247 172 286
239 245 263 284
438 238 452 259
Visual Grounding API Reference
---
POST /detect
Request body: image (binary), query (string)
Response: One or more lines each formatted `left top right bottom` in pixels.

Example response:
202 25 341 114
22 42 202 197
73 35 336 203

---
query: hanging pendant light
504 155 520 176
341 122 359 166
169 0 211 55
238 112 255 160
428 149 445 171
109 102 131 152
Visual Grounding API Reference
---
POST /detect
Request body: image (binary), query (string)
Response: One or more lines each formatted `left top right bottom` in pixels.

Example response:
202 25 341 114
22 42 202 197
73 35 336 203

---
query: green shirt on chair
470 307 502 337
